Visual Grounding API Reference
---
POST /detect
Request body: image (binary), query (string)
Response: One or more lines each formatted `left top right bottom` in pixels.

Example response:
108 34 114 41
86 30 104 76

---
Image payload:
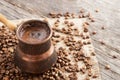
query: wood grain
0 0 120 80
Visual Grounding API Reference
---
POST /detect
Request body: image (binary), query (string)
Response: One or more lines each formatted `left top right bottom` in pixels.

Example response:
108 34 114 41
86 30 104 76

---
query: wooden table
0 0 120 80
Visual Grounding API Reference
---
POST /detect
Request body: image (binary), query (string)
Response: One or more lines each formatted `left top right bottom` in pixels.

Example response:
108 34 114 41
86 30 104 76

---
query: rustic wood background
0 0 120 80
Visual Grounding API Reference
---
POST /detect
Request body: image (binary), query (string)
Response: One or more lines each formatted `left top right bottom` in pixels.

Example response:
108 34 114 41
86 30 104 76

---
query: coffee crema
21 26 49 43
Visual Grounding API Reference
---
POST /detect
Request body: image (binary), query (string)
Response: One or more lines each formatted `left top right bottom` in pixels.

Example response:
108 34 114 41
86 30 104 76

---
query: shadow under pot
14 20 57 74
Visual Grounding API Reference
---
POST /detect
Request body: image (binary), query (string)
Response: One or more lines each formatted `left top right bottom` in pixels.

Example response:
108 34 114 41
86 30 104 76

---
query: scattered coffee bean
92 31 96 35
112 55 117 59
91 52 96 56
91 19 95 22
101 26 105 30
87 42 91 44
83 42 87 45
95 9 99 13
105 64 110 70
8 47 14 53
99 40 105 45
84 28 88 32
92 74 98 78
69 22 74 26
84 22 90 25
86 36 89 39
64 20 69 24
80 9 85 13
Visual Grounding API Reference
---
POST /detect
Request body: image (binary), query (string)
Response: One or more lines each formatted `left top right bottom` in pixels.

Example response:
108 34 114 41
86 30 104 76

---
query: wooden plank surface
0 0 120 80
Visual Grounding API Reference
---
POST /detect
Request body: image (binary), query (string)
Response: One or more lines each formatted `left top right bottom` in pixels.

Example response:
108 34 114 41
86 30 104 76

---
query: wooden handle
0 13 16 31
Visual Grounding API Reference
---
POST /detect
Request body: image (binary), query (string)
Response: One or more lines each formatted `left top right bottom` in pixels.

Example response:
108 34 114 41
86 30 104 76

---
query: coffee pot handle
0 13 16 31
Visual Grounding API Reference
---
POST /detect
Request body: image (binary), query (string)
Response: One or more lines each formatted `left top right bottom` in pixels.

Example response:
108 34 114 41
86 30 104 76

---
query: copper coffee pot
0 13 57 73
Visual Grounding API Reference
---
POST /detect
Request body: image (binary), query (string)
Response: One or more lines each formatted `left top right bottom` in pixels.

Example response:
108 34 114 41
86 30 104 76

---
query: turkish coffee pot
0 13 57 74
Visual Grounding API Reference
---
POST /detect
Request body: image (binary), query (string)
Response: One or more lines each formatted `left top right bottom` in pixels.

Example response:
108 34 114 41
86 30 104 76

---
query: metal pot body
14 20 57 73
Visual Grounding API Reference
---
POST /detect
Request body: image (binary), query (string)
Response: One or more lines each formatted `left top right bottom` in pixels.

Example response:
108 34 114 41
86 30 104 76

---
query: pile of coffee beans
0 24 81 80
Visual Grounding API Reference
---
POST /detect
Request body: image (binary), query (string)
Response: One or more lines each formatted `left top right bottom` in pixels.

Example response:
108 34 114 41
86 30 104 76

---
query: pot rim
16 19 52 45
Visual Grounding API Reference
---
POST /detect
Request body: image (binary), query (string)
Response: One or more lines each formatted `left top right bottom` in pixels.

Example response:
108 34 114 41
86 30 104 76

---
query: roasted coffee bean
54 24 59 27
92 31 96 35
91 18 95 22
86 36 89 39
87 42 91 44
69 22 74 26
64 20 69 24
92 74 98 78
83 42 87 45
80 9 85 13
105 65 110 70
84 28 88 32
95 9 99 13
101 26 105 30
84 22 90 25
65 17 68 19
112 55 117 59
83 36 86 39
99 40 105 45
91 52 96 56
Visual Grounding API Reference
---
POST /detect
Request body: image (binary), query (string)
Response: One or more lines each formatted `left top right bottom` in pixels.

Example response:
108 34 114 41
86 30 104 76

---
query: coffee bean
69 22 74 26
91 19 95 22
92 74 98 78
5 70 9 75
99 40 105 45
105 64 110 70
101 26 105 30
83 42 87 45
92 31 96 35
65 17 68 19
112 55 117 59
86 36 89 39
84 22 90 25
8 47 14 53
95 9 99 13
91 52 96 56
54 24 59 27
80 9 85 13
87 42 91 44
84 28 88 32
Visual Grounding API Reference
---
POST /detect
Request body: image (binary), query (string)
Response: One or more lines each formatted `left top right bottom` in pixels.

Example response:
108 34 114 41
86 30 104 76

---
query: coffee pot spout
0 13 16 31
